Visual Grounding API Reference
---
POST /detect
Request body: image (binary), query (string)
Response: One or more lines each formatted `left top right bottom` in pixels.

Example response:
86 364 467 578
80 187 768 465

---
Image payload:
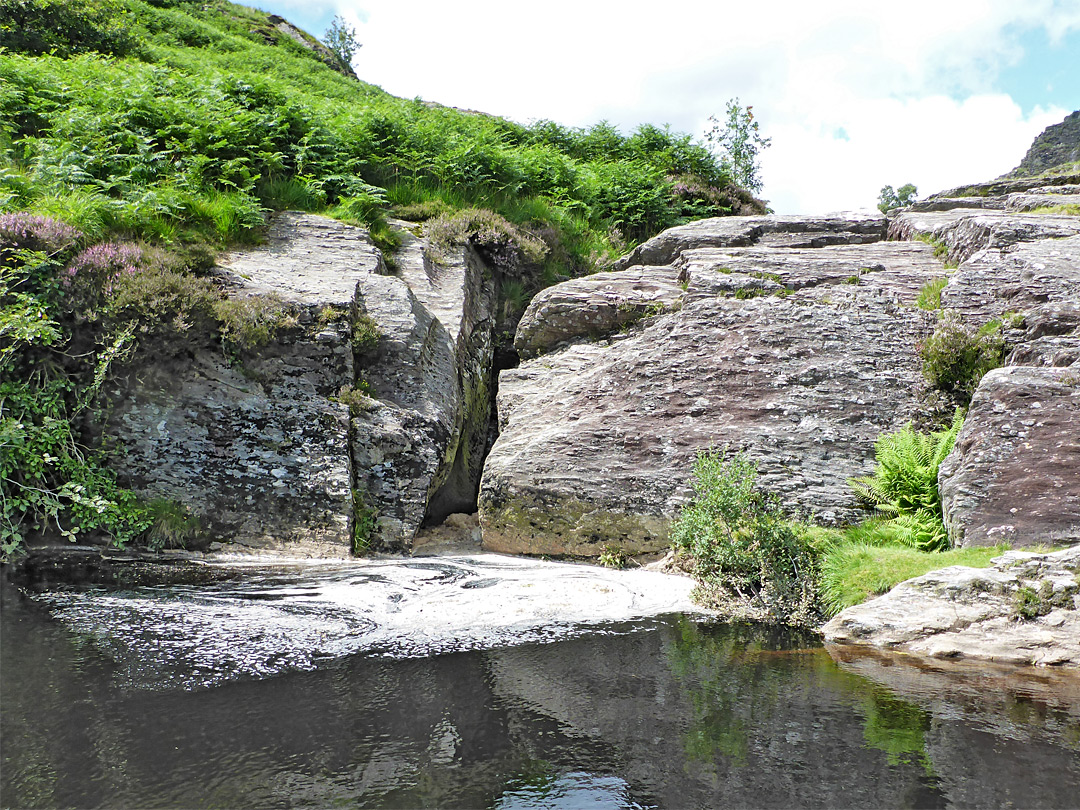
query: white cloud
321 0 1079 212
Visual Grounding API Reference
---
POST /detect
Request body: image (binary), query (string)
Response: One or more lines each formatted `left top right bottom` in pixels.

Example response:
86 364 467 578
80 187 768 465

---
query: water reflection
3 574 1080 809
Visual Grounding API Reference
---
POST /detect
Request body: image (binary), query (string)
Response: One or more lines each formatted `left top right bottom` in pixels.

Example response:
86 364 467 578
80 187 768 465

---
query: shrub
848 411 963 552
598 543 630 569
425 208 548 268
143 498 201 550
920 313 1005 401
671 449 819 623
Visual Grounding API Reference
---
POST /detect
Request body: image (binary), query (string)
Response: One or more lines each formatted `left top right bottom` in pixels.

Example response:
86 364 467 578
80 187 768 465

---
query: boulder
823 546 1080 667
515 266 684 358
887 208 1080 265
480 225 942 556
938 366 1080 548
939 233 1080 326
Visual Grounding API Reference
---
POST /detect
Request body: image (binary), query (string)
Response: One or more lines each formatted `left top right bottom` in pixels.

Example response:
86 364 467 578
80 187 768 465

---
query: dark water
3 570 1080 810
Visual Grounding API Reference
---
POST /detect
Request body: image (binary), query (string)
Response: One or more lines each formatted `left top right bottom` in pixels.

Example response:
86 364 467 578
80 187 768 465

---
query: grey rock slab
940 233 1080 325
1007 336 1080 368
888 209 1080 264
480 290 931 556
939 366 1080 548
514 266 685 357
353 245 495 549
217 212 384 305
676 241 946 304
1006 191 1080 212
823 546 1080 668
612 212 885 270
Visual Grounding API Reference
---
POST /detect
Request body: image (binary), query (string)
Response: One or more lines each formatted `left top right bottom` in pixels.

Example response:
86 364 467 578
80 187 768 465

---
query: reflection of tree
666 618 815 766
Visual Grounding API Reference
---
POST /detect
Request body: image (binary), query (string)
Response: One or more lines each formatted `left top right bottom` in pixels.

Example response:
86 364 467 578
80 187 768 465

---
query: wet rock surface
939 367 1080 548
823 546 1080 667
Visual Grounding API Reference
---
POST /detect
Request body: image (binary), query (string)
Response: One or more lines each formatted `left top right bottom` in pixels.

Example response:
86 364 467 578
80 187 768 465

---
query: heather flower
0 212 82 254
62 242 146 315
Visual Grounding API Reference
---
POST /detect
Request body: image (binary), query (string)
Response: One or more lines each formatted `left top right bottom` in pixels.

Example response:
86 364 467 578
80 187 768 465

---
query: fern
848 411 963 551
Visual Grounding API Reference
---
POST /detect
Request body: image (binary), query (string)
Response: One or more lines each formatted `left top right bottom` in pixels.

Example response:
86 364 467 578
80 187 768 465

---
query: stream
3 553 1080 809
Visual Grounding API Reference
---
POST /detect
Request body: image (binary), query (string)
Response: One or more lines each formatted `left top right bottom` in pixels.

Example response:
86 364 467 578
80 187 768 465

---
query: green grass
819 531 1006 615
1029 204 1080 216
916 277 947 311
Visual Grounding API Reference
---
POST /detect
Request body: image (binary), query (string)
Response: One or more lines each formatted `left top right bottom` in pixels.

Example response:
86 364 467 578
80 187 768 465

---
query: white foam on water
36 554 702 690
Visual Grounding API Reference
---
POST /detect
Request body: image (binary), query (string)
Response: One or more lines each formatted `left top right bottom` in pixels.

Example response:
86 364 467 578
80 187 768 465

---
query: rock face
823 546 1080 667
350 229 496 550
480 217 945 556
102 213 503 554
939 367 1080 548
102 213 371 554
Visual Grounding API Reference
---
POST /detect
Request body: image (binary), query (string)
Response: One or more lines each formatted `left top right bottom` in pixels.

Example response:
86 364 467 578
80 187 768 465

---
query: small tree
877 183 918 213
705 98 772 194
323 15 361 67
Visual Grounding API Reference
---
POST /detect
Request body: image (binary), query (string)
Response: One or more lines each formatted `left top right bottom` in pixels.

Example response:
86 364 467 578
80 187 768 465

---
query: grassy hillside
0 0 760 555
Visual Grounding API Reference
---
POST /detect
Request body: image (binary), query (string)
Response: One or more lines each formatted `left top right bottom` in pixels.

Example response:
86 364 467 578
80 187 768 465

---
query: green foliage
920 312 1005 401
322 15 360 67
352 497 375 554
598 543 629 569
819 537 1004 615
212 294 295 350
705 99 772 194
351 313 381 354
877 183 918 213
425 208 548 267
916 277 947 311
0 0 142 58
671 449 819 623
848 411 962 552
144 497 200 550
334 384 373 416
1029 203 1080 216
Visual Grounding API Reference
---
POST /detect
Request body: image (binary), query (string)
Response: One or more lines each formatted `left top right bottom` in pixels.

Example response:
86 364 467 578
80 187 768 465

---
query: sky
255 0 1080 214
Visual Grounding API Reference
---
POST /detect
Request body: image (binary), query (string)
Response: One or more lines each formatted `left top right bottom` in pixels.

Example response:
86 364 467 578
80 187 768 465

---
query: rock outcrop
100 213 372 554
1006 109 1080 178
823 546 1080 667
350 227 496 550
480 218 947 556
939 367 1080 548
100 213 505 554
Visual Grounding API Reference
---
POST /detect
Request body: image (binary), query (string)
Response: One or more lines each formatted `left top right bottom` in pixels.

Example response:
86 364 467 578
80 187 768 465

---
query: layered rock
612 211 885 270
480 219 945 556
823 546 1080 667
938 367 1080 548
102 213 374 554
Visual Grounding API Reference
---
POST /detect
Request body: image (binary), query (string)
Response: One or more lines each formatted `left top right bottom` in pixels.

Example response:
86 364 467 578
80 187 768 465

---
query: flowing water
3 553 1079 809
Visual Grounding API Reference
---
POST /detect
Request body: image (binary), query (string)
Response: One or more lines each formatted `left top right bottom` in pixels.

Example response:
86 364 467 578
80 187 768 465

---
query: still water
3 555 1079 809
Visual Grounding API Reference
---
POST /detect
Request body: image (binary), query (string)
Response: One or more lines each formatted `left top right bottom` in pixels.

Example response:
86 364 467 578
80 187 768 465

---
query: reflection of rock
939 367 1080 548
826 644 1080 808
823 546 1080 666
486 623 933 809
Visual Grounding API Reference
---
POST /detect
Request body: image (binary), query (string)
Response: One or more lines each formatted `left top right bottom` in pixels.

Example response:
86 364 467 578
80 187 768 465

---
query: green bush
671 449 819 623
920 313 1004 401
212 294 296 350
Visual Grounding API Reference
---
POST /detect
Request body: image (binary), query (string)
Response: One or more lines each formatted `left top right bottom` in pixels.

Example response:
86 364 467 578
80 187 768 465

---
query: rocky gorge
13 113 1080 673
